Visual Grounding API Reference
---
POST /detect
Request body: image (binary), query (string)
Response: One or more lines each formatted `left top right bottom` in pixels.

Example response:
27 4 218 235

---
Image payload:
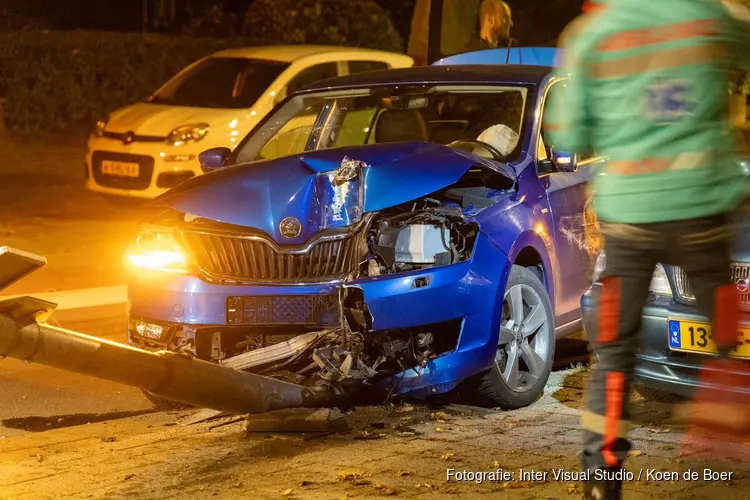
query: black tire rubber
461 265 556 410
634 384 685 404
141 389 193 410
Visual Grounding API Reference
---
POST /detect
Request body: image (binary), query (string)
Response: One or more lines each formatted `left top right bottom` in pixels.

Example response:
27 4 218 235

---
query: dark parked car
581 160 750 401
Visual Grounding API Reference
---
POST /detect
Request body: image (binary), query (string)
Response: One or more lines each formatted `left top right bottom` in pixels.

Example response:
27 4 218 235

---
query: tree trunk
407 0 431 66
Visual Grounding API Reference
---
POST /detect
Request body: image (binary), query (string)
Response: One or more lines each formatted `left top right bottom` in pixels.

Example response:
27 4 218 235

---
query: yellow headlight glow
127 231 187 273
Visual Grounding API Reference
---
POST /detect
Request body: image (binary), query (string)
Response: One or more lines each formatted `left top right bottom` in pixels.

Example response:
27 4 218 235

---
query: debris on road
396 404 415 413
354 429 385 440
374 484 397 495
338 471 361 481
100 436 116 443
431 411 451 422
443 403 497 417
177 409 227 426
648 426 671 434
208 417 245 430
245 408 346 434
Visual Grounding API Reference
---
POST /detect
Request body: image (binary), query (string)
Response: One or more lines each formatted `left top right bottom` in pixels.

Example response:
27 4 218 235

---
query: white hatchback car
86 45 413 199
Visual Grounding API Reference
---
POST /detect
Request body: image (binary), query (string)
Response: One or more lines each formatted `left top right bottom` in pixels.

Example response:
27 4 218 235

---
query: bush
0 31 243 134
243 0 404 53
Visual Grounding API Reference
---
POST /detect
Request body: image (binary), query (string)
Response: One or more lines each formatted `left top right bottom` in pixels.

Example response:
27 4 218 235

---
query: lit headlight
94 116 109 137
167 123 210 147
591 251 672 297
127 229 187 273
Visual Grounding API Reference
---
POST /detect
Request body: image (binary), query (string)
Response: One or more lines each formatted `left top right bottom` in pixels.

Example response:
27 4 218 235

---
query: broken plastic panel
0 247 47 292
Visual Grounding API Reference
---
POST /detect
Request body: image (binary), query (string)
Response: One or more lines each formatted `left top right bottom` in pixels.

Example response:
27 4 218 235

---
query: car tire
461 265 556 410
140 389 192 410
634 384 685 404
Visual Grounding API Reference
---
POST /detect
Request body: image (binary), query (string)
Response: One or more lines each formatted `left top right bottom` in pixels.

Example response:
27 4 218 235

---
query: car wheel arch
505 231 555 306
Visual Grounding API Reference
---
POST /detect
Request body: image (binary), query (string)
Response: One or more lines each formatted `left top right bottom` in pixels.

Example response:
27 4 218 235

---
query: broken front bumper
128 234 509 398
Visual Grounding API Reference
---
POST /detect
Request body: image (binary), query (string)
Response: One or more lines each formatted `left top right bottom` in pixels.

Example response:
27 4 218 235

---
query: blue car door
537 79 603 325
543 164 600 323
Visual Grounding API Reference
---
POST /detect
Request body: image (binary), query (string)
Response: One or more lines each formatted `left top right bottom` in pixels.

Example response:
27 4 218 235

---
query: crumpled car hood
152 141 515 245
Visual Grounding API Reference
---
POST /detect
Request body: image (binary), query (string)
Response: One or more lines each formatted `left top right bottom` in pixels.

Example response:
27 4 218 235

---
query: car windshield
233 85 529 164
149 57 289 109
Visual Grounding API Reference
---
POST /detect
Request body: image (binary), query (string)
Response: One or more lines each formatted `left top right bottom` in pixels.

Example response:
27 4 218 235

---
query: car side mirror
551 148 579 172
199 147 231 173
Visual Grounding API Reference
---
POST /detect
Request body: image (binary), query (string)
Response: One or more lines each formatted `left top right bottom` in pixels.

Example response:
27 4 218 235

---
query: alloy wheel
496 283 551 392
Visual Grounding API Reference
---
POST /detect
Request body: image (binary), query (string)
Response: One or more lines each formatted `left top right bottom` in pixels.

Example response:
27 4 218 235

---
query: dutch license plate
101 160 139 178
668 319 750 360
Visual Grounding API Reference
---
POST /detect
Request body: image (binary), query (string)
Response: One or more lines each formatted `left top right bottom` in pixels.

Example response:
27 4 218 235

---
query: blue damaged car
125 49 602 410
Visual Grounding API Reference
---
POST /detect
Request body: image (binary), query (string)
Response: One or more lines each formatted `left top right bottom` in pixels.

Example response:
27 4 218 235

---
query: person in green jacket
546 1 750 499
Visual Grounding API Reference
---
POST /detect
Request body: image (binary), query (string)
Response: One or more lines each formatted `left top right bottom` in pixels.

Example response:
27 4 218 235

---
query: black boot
582 468 623 500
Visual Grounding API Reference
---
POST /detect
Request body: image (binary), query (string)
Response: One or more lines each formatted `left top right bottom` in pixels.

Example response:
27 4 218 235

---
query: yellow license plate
101 160 139 178
668 319 750 360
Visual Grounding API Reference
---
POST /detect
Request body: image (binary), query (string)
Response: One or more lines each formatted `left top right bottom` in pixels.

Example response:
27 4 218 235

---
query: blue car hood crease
152 142 516 245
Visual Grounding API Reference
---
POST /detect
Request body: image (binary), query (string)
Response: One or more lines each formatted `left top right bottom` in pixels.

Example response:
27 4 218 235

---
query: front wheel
461 265 555 410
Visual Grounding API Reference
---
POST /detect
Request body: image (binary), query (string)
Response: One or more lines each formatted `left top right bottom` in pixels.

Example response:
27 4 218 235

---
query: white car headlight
591 251 672 297
94 116 109 137
167 123 210 147
649 264 672 296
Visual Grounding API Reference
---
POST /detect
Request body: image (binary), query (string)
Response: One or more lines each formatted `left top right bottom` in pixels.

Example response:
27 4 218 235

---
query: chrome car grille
673 267 694 301
181 229 365 283
674 262 750 308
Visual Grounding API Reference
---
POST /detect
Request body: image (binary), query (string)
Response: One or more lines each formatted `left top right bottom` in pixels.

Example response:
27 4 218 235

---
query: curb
0 285 127 311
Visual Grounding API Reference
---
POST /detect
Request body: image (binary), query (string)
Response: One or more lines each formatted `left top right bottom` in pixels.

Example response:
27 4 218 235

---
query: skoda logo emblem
279 217 302 239
122 131 135 145
737 278 749 293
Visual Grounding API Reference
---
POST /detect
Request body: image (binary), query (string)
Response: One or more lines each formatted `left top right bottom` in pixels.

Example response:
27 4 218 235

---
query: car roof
434 47 560 67
301 64 553 92
210 45 405 63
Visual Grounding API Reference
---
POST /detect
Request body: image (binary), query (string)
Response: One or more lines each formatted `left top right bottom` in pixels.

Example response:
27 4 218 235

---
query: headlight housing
167 123 210 147
592 251 672 297
127 229 187 274
367 209 477 276
94 116 109 137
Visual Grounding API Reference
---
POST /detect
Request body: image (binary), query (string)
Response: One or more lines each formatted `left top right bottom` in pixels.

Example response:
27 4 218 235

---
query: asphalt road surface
0 179 157 438
0 304 155 438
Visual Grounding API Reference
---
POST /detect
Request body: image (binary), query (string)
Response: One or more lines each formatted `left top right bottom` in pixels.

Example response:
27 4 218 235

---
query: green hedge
243 0 404 53
0 31 242 134
0 0 405 135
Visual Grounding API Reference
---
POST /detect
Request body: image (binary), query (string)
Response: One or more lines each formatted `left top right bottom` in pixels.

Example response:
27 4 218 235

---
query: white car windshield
233 85 528 164
149 57 289 109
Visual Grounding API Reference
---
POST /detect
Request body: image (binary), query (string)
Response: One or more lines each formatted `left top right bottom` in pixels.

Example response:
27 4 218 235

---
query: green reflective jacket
547 0 750 224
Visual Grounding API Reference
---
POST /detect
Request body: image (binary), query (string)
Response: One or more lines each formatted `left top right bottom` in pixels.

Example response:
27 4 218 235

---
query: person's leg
674 213 738 354
673 213 750 449
582 222 661 497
